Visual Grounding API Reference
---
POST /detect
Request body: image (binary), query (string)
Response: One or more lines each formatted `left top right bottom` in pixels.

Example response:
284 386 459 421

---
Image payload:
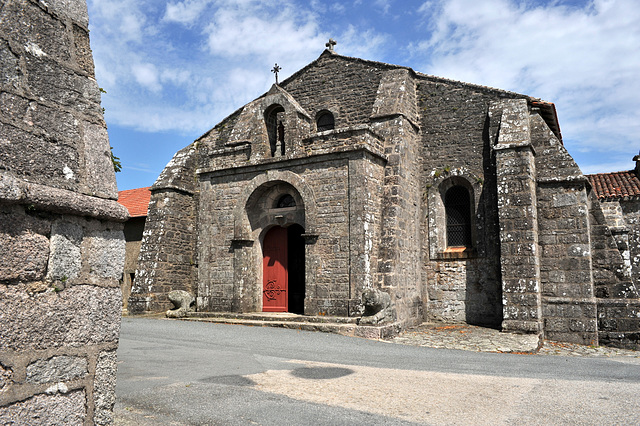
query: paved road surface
114 317 640 425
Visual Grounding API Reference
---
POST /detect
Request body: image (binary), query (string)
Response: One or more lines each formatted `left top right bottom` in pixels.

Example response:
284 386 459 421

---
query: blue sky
86 0 640 191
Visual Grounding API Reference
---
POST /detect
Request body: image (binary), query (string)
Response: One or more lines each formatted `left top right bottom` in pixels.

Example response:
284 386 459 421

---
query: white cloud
415 0 640 165
132 63 161 92
374 0 392 14
163 0 213 25
89 0 147 43
337 25 388 61
580 158 636 175
203 4 325 61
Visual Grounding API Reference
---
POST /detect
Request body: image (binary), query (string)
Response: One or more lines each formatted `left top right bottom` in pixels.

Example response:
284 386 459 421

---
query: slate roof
117 187 151 217
586 170 640 201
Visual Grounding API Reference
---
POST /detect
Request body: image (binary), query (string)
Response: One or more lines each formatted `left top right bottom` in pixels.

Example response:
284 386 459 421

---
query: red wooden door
263 226 288 312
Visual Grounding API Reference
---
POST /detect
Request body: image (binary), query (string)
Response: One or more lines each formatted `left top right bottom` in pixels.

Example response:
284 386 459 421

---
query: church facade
130 48 640 348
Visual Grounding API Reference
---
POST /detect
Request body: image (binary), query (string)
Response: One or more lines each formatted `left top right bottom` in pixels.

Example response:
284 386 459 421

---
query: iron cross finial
326 38 337 51
271 63 281 85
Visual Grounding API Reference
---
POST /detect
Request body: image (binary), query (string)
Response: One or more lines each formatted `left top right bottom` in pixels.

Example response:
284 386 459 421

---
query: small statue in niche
359 288 393 325
277 120 285 155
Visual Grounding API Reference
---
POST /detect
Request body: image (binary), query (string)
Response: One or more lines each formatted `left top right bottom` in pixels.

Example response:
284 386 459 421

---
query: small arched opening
316 110 335 132
265 104 285 156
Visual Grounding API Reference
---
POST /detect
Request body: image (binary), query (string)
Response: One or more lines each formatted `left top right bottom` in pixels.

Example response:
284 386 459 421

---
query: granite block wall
0 0 126 422
621 200 640 285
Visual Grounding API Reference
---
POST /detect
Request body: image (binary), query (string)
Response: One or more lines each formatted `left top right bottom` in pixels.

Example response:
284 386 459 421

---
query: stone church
130 46 640 348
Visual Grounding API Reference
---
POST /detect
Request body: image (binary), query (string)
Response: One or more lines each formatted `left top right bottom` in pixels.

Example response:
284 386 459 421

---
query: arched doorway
262 224 305 313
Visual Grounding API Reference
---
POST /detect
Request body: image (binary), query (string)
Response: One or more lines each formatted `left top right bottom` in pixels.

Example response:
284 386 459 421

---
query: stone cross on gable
326 38 337 51
271 63 281 85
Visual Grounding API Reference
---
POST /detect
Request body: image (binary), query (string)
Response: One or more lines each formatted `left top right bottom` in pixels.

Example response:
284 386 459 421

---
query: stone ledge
0 174 128 222
537 175 588 185
197 146 387 177
494 143 536 153
176 313 408 339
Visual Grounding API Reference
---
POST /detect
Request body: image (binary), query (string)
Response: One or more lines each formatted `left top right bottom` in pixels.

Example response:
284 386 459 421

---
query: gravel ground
386 323 640 358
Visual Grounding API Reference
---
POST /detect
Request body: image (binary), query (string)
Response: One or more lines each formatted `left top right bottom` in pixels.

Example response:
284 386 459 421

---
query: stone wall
0 0 126 423
197 157 367 316
130 145 198 314
621 200 640 285
420 77 508 327
530 105 638 347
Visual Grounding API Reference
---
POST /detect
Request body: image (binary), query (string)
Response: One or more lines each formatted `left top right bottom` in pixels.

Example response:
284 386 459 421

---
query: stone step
178 313 404 340
188 311 360 324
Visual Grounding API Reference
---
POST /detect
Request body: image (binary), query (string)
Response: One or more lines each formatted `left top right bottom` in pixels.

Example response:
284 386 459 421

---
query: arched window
265 104 285 156
445 186 471 247
316 111 335 132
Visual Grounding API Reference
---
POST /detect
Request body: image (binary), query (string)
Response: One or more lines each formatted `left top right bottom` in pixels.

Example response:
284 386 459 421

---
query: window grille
445 186 471 247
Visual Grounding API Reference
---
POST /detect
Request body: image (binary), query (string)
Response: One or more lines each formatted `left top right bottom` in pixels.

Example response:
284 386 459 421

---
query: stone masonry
0 1 126 424
131 47 640 349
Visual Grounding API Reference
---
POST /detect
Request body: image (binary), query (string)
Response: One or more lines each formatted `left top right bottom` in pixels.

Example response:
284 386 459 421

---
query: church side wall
530 113 639 348
589 195 640 349
531 114 598 344
197 174 245 312
130 189 197 314
0 1 125 423
536 183 597 344
419 81 504 327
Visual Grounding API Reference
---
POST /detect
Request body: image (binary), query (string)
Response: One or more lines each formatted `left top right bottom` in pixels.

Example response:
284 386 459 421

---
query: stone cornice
0 173 129 222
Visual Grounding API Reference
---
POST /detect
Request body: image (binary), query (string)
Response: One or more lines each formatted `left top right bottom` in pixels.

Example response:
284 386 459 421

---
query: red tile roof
118 187 151 217
586 170 640 201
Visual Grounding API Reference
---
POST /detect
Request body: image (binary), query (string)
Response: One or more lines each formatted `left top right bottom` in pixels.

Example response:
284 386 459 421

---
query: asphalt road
114 317 640 425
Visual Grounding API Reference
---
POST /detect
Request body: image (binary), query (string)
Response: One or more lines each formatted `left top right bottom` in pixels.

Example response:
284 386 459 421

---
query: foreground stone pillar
0 0 127 423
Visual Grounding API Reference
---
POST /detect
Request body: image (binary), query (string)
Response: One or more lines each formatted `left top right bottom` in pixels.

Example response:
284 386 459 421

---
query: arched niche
233 170 318 241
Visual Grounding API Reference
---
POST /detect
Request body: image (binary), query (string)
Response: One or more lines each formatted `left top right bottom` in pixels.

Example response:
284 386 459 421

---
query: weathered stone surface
359 288 393 325
26 356 88 384
0 173 128 221
48 0 90 28
46 220 83 281
85 226 126 279
0 122 80 192
166 290 195 318
0 205 50 283
93 350 117 426
0 0 72 62
0 389 86 425
0 363 12 394
0 38 20 86
0 0 122 421
0 285 121 352
72 23 94 75
82 120 118 199
25 54 101 112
